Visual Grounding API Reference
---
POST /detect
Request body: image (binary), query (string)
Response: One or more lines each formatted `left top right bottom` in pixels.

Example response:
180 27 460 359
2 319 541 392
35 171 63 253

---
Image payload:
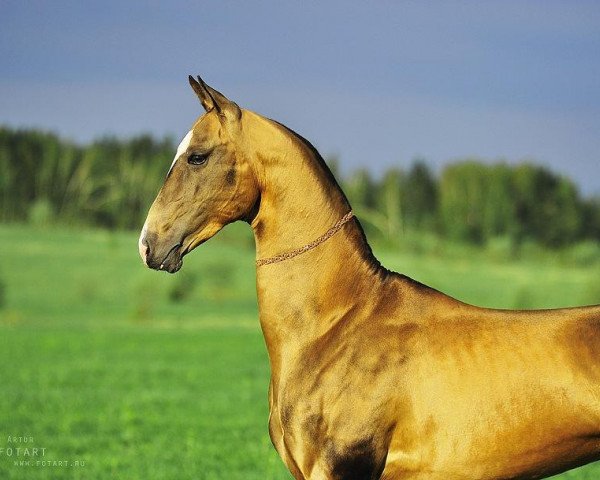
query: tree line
340 160 600 248
1 126 599 247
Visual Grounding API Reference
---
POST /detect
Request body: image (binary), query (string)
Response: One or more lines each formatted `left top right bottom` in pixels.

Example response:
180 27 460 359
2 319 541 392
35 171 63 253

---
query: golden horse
139 76 600 479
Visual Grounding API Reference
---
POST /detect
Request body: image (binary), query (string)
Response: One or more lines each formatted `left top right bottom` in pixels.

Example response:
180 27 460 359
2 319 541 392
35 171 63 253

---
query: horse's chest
270 378 394 479
267 330 413 477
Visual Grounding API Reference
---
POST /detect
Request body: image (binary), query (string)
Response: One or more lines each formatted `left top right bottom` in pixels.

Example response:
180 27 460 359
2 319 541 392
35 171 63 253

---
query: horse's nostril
138 233 151 264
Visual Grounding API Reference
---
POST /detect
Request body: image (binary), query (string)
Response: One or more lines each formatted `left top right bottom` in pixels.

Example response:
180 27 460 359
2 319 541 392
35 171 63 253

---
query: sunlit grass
0 223 598 479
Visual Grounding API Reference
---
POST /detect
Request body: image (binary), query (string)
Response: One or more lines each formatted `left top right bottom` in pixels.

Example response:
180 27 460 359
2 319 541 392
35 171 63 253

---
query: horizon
3 122 599 201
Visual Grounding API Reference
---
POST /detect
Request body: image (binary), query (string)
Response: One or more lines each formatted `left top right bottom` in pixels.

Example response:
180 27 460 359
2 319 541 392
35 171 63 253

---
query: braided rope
255 211 355 267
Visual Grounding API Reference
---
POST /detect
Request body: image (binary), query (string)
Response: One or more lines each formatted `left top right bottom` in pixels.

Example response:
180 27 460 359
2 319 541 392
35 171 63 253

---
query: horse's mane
266 117 391 281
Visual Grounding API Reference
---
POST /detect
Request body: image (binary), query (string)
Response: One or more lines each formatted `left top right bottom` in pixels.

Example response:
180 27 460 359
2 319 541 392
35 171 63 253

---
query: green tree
1 125 598 249
582 197 600 240
512 164 583 247
376 168 404 239
439 161 488 243
482 163 515 240
344 168 377 211
402 159 437 230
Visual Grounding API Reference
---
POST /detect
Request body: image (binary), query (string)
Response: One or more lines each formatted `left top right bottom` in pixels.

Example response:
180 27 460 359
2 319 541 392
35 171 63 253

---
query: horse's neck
246 112 385 362
247 114 351 260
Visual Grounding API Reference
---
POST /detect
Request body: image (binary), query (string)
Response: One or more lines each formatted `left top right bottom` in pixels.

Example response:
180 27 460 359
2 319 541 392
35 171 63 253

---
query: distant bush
28 199 55 227
130 277 160 322
202 262 235 301
581 269 600 306
77 277 99 303
168 271 197 303
513 285 536 310
563 241 600 267
0 274 5 309
485 236 518 261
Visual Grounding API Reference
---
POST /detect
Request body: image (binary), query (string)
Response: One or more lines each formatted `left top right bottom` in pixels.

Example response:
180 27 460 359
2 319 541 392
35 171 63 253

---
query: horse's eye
188 153 209 166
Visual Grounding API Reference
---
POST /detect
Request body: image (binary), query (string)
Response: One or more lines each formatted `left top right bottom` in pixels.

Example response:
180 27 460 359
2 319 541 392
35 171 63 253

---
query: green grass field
0 223 599 479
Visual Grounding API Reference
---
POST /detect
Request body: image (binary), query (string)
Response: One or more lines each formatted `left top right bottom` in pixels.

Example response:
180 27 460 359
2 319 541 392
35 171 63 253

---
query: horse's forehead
167 129 193 174
176 130 194 158
187 115 220 143
167 117 220 174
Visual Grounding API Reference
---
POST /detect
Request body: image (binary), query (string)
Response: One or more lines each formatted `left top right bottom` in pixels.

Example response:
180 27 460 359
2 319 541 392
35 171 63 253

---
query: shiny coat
139 77 600 479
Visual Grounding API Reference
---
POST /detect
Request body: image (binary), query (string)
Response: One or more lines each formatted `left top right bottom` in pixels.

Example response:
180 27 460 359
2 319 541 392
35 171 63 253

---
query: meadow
0 222 599 479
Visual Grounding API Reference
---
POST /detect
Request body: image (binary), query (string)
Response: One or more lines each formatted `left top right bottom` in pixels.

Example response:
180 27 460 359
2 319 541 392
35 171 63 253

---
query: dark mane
267 117 391 281
268 118 347 200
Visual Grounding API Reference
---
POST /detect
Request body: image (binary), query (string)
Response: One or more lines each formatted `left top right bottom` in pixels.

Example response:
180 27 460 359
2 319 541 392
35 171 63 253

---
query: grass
0 222 599 479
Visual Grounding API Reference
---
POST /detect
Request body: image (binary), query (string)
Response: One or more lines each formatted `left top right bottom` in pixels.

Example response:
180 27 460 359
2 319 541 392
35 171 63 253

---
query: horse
138 76 600 480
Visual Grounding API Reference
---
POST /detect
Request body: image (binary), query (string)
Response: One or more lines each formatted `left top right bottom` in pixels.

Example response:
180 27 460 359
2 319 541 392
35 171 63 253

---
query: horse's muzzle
139 227 183 274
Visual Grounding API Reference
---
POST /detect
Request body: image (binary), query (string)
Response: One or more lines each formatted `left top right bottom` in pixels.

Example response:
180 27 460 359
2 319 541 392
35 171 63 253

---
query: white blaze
139 129 193 264
138 222 148 263
168 129 194 175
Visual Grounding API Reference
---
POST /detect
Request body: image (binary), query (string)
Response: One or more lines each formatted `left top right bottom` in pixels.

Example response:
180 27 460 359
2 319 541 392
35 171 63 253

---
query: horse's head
138 76 259 273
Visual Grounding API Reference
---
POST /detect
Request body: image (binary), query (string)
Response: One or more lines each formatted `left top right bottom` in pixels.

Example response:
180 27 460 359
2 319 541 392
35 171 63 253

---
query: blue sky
1 1 599 193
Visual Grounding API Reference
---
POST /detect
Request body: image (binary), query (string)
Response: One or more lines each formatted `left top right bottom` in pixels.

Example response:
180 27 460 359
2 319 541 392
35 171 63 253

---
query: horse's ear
189 75 241 121
188 75 215 112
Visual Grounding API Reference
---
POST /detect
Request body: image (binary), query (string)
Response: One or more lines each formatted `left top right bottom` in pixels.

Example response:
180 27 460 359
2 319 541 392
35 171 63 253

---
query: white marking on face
138 222 148 264
168 129 194 175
